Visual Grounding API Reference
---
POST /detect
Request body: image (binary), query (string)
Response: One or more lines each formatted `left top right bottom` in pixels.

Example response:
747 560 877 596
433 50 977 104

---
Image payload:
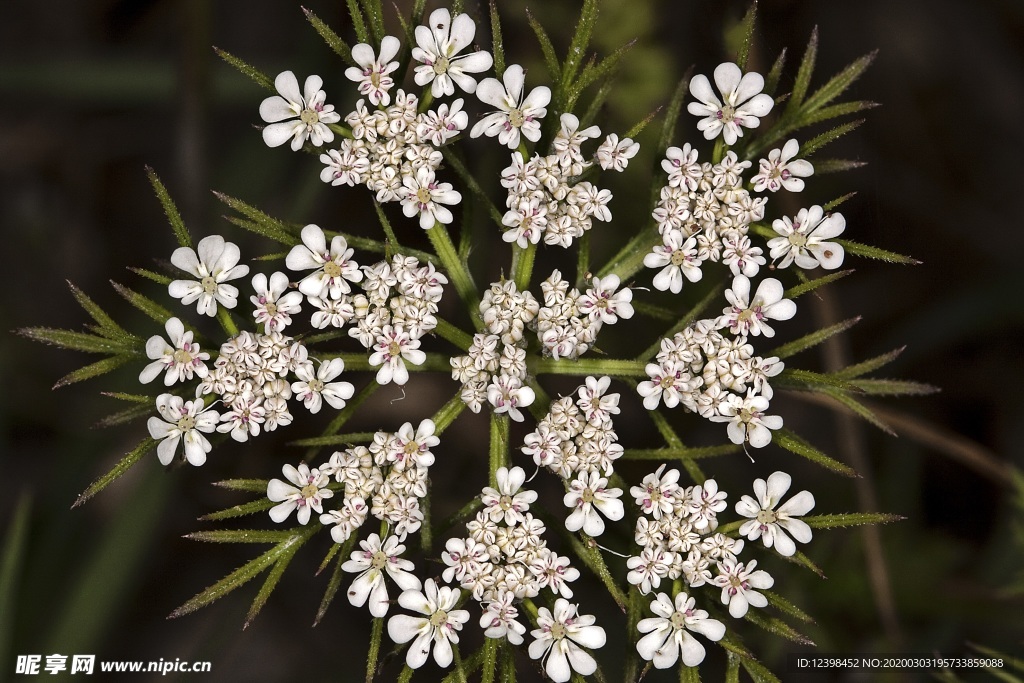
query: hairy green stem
427 223 483 331
529 357 647 378
489 414 510 487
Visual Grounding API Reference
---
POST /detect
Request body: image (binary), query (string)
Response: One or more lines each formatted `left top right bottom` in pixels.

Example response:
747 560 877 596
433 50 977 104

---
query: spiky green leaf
73 437 157 507
570 39 637 106
54 354 135 389
637 284 725 360
800 512 905 529
766 317 860 360
621 445 740 460
94 402 154 429
801 118 864 157
744 609 815 645
66 281 135 343
19 327 136 355
213 47 274 91
561 0 599 92
345 0 370 43
813 159 867 174
244 533 305 628
783 269 854 299
823 192 857 211
786 27 818 113
109 281 186 331
777 368 863 394
213 479 271 493
657 75 690 155
128 267 173 285
186 529 297 544
735 2 758 70
525 9 560 81
200 498 276 522
774 428 856 477
836 238 921 265
314 532 358 626
765 48 786 95
803 50 877 114
850 378 939 396
833 346 904 378
302 7 357 67
145 166 192 248
764 590 814 623
489 1 505 77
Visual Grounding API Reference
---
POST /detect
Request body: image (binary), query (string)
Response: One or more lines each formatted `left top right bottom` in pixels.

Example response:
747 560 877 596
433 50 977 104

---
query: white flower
267 463 334 525
629 464 681 519
471 64 551 149
687 479 728 532
309 295 355 329
528 599 606 683
735 471 815 556
501 195 547 248
259 71 340 151
417 99 470 146
387 579 470 669
752 139 814 192
412 9 493 97
711 392 783 449
626 547 674 594
286 224 363 299
399 166 463 229
486 374 535 422
722 232 766 277
636 592 726 668
139 317 209 386
388 419 440 471
369 325 426 386
596 133 640 172
217 394 265 442
168 235 249 316
147 394 219 466
644 230 704 294
717 275 796 338
687 62 775 144
712 559 774 618
480 592 526 645
662 144 702 190
250 272 302 332
345 36 401 106
291 358 354 414
481 466 538 525
767 205 846 270
320 144 370 186
563 471 624 537
341 533 421 617
637 361 694 411
578 274 633 325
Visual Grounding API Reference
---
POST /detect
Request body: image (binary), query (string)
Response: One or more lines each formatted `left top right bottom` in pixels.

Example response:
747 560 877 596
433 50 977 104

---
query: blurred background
2 0 1021 680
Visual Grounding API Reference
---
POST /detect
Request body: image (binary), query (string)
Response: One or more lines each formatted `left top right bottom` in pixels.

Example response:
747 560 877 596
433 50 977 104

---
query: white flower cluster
450 280 538 420
644 145 767 292
440 466 581 637
626 468 818 671
306 418 440 543
638 296 790 449
535 270 633 360
497 113 636 249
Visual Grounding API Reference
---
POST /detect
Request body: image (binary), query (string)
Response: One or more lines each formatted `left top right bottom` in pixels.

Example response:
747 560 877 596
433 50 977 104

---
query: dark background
1 0 1021 681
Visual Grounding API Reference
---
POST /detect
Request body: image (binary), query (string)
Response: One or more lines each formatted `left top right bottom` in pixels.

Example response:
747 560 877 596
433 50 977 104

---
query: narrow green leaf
822 192 857 211
725 653 740 683
359 0 385 43
433 393 467 434
304 381 380 461
288 432 376 447
145 166 192 247
94 402 154 429
569 534 628 611
765 316 860 360
623 106 662 140
316 544 341 576
200 497 276 522
170 528 315 619
836 238 921 265
571 39 637 106
809 385 897 435
427 222 482 328
512 243 536 291
630 301 676 322
785 549 827 578
66 281 135 343
801 118 864 157
245 531 306 628
372 200 401 256
530 357 647 378
561 0 599 92
302 7 357 67
213 478 270 493
658 76 691 155
525 9 560 81
346 0 370 44
832 346 904 378
783 269 854 299
744 609 815 645
101 392 153 403
73 437 157 507
777 368 863 393
110 281 183 330
774 428 857 477
19 327 135 355
489 413 509 487
850 378 939 396
579 71 619 129
800 99 880 127
434 317 474 350
765 48 786 95
813 159 867 175
213 47 274 91
366 617 386 683
786 27 818 113
314 532 358 625
489 1 505 78
739 656 783 683
128 267 173 285
800 512 905 529
621 445 740 460
215 191 301 243
763 590 814 623
186 529 297 544
646 407 704 484
803 51 877 114
53 354 135 389
735 2 758 70
442 149 505 227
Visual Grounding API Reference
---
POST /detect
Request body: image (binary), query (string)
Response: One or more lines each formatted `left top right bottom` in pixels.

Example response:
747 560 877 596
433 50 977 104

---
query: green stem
432 392 467 434
434 317 474 350
595 222 660 283
623 588 643 682
511 243 537 291
481 638 498 683
365 617 384 683
529 357 647 378
576 231 590 287
489 413 510 487
427 222 483 331
441 149 504 227
216 306 239 337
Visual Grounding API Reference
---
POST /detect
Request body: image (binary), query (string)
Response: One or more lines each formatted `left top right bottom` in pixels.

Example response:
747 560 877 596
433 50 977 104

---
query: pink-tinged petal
170 246 201 276
259 95 296 123
678 631 707 667
742 93 775 117
379 35 401 64
713 62 742 99
351 43 377 69
274 70 301 104
448 13 476 52
156 433 180 465
778 489 815 517
262 121 302 148
734 71 765 103
268 500 296 523
302 74 324 103
388 614 428 644
688 74 718 106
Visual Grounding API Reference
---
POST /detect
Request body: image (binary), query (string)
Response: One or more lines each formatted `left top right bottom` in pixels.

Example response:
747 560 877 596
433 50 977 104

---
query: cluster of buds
498 114 637 248
534 269 633 360
450 280 539 420
441 466 582 647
